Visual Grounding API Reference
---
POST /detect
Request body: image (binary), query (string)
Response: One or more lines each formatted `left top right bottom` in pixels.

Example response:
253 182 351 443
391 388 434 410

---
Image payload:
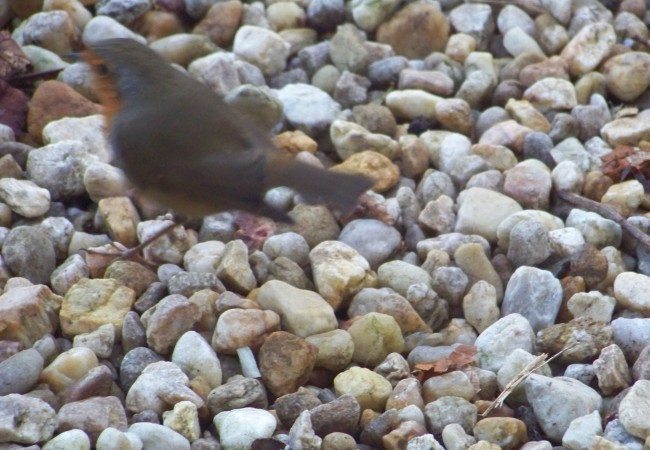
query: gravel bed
1 0 650 449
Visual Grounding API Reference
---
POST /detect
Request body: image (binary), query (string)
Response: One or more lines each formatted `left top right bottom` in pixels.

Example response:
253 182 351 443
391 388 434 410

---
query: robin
82 38 373 223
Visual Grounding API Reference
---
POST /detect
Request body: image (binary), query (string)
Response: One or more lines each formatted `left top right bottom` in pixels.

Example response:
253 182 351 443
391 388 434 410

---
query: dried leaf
412 344 477 382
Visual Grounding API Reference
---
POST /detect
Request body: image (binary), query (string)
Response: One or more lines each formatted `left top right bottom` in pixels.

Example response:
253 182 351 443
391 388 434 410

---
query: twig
556 189 650 251
481 342 578 417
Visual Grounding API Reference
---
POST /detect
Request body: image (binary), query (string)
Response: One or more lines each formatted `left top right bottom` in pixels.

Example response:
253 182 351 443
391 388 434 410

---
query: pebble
171 330 222 389
0 348 44 395
2 225 56 284
455 187 523 243
60 278 135 337
125 361 204 415
310 240 376 310
212 307 280 353
565 209 622 249
275 83 341 135
144 294 200 354
0 178 50 218
0 285 62 347
258 331 318 397
0 394 57 444
333 366 393 411
474 313 536 372
562 410 603 450
305 329 354 372
96 427 143 450
128 422 190 450
501 266 562 332
42 428 91 450
331 120 399 161
57 396 128 445
425 396 477 435
524 374 602 442
347 312 404 367
214 408 277 450
9 2 650 448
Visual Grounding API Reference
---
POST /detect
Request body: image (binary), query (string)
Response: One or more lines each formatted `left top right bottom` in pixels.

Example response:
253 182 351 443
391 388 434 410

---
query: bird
82 38 373 222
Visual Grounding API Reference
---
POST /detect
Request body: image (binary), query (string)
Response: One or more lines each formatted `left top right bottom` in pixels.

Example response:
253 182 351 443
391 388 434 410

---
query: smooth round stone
182 241 225 274
503 27 545 57
257 279 337 338
474 313 536 373
275 83 341 135
0 348 44 395
0 179 50 218
565 209 622 249
333 366 392 411
437 133 472 174
40 346 98 393
523 77 577 113
551 160 584 192
567 291 616 322
212 308 280 353
453 243 503 302
455 187 523 244
618 380 650 440
502 266 562 332
562 410 603 450
462 280 499 334
81 16 147 45
310 240 376 310
385 89 442 121
377 260 432 297
351 0 400 32
128 422 190 450
497 4 534 35
347 312 404 367
425 396 477 435
524 374 602 442
214 408 276 449
601 180 645 216
96 427 142 450
305 329 354 372
613 272 650 315
262 232 310 267
42 429 90 450
502 159 552 210
171 331 222 389
423 370 476 403
233 25 290 76
496 210 563 251
604 51 650 102
339 219 401 269
448 3 494 49
506 220 552 268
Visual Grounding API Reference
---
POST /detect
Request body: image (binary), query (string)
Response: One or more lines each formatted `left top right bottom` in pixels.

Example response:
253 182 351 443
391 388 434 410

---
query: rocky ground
1 0 650 449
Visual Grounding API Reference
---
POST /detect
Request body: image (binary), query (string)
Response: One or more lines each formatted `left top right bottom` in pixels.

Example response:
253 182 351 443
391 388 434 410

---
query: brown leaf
601 145 635 181
412 344 477 382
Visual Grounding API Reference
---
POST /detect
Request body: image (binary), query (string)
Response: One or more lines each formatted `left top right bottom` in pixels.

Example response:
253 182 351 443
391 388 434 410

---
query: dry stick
556 189 650 251
481 342 579 417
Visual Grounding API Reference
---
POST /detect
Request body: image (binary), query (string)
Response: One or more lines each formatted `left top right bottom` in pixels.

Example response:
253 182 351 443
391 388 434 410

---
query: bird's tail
266 155 374 215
